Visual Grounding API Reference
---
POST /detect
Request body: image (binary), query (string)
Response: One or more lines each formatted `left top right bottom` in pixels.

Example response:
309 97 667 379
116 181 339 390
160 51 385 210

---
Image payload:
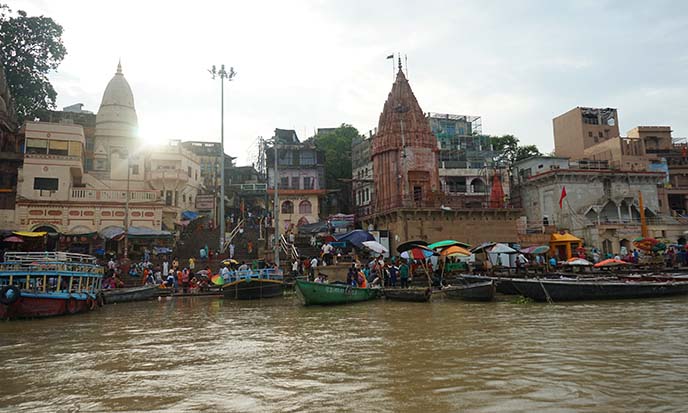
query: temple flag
386 54 394 59
559 186 567 209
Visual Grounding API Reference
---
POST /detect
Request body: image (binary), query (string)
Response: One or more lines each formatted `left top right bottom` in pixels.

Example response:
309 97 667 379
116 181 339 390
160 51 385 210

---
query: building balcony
146 169 190 183
70 188 159 203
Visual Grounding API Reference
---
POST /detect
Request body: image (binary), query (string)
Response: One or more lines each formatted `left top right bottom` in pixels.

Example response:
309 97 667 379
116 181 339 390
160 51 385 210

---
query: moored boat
383 287 432 302
295 280 379 306
443 281 496 302
510 278 688 302
102 284 159 304
222 268 284 300
0 252 104 319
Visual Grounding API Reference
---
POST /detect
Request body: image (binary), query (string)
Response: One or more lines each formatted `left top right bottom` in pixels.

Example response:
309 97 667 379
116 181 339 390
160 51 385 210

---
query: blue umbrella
334 230 375 249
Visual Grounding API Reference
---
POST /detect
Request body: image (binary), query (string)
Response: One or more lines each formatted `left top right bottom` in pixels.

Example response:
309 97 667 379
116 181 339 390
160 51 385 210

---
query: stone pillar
616 203 622 222
627 202 633 222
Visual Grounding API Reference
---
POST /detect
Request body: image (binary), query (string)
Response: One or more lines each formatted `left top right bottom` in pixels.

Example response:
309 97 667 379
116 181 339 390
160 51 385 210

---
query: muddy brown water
1 295 687 412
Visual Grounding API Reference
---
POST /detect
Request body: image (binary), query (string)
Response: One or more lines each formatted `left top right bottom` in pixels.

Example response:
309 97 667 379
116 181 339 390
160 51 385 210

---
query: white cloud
11 0 688 163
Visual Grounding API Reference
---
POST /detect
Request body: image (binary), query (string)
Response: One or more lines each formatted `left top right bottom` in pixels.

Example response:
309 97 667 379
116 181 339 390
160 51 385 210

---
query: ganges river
1 294 688 412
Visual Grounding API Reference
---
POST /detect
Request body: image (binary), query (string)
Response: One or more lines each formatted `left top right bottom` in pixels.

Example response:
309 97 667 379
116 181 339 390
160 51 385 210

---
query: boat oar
538 279 554 304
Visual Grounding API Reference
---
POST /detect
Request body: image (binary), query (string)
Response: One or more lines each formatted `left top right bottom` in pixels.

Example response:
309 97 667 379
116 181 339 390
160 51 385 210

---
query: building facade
351 134 374 217
371 66 440 211
553 107 620 159
0 61 21 231
266 129 326 232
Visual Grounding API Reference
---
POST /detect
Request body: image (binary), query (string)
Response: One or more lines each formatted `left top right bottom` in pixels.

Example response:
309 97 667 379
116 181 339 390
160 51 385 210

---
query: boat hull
222 279 284 300
102 285 159 304
296 280 378 306
383 288 432 302
1 295 93 319
444 281 496 302
511 279 688 302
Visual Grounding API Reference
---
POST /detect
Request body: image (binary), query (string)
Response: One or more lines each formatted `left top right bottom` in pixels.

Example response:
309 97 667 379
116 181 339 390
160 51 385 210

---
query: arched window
281 200 294 214
470 178 486 193
299 200 312 214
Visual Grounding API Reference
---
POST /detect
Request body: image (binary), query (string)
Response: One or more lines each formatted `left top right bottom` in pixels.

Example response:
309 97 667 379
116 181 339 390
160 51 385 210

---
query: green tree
489 134 542 169
313 124 360 214
0 4 66 121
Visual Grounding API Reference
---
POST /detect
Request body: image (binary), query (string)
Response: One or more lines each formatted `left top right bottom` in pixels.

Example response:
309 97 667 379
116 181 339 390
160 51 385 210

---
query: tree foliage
313 124 360 213
0 4 66 121
489 134 542 169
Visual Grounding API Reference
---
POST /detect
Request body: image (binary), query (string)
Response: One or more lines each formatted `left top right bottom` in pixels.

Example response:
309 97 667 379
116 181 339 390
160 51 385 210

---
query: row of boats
3 251 688 319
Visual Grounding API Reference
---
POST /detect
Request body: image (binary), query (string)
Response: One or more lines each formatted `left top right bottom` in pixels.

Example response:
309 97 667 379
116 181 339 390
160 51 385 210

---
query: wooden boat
0 252 104 320
383 287 432 302
295 280 379 306
460 274 519 295
510 278 688 302
222 268 284 300
102 284 159 304
443 281 496 301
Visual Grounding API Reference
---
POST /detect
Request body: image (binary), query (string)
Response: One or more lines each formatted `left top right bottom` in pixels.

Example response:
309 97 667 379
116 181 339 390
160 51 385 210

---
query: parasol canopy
489 243 518 254
440 245 472 257
13 231 47 238
428 240 471 250
211 274 225 286
396 240 429 253
335 230 375 248
593 258 631 268
471 242 496 253
520 245 550 255
362 240 388 254
565 257 593 266
2 236 23 243
222 259 239 266
401 247 436 260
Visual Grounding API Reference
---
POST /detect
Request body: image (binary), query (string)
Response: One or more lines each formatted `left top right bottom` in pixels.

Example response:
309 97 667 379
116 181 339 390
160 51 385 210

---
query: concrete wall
362 209 521 251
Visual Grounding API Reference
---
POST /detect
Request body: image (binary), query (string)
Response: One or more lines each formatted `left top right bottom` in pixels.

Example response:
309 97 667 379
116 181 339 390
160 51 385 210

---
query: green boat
295 280 379 306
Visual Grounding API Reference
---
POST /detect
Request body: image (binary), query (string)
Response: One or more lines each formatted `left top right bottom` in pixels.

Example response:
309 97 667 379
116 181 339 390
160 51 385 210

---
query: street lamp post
209 64 236 253
124 155 132 258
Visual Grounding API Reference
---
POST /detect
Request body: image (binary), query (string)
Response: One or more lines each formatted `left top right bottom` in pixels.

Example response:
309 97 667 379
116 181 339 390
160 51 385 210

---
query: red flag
559 186 567 209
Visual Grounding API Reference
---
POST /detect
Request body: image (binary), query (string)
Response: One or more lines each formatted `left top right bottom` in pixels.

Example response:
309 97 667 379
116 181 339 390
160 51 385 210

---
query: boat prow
295 280 379 306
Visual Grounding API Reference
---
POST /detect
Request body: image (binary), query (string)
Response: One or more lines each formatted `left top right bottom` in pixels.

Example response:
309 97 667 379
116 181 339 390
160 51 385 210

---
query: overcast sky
13 0 688 164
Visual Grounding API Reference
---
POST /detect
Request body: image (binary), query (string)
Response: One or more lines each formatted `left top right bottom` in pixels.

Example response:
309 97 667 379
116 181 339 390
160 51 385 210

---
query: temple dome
95 61 138 139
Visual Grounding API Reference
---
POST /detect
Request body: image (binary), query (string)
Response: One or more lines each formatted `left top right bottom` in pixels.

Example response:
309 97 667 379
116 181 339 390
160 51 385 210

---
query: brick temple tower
372 61 440 211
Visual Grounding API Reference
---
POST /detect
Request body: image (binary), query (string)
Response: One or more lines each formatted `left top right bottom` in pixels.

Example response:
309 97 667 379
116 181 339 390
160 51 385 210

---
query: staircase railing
222 219 245 252
280 234 299 262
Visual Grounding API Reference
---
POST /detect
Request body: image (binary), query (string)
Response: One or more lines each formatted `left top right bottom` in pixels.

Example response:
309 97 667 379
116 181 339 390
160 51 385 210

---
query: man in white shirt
220 265 230 282
309 256 318 279
321 243 334 265
238 261 250 271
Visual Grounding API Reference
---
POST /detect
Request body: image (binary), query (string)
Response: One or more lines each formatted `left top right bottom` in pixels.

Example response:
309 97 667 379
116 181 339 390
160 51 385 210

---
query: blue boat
221 268 284 300
0 252 104 319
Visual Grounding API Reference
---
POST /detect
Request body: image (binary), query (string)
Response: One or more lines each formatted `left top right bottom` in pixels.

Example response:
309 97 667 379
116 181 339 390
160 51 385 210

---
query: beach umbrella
211 274 225 286
2 236 23 243
528 245 550 255
222 259 239 266
470 242 496 254
396 240 429 253
440 245 471 257
593 258 631 268
489 243 518 254
401 247 435 260
565 257 593 266
362 240 388 254
428 240 471 250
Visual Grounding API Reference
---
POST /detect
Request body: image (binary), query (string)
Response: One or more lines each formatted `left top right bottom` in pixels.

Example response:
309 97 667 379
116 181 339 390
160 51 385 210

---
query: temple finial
398 56 402 72
117 59 122 75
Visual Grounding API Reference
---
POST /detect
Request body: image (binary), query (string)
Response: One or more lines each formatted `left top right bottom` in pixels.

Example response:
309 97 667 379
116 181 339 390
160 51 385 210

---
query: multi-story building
0 62 21 231
429 112 509 208
351 133 374 217
513 155 686 255
553 107 620 159
146 140 201 229
266 128 326 232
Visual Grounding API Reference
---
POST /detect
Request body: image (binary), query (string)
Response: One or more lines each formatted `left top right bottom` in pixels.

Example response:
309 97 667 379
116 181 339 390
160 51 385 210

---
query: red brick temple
372 63 440 212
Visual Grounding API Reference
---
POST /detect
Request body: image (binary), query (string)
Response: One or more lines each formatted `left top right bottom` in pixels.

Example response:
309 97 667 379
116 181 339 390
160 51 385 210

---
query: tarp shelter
298 221 329 234
181 210 200 221
127 226 173 239
550 232 582 260
487 243 518 268
99 226 125 240
13 231 47 238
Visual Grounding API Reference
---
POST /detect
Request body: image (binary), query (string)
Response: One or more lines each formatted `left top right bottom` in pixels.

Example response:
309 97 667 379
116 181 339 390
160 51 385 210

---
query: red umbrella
593 258 630 268
2 236 23 243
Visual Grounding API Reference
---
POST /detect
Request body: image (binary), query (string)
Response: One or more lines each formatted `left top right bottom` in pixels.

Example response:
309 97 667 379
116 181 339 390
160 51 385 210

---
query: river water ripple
1 295 687 412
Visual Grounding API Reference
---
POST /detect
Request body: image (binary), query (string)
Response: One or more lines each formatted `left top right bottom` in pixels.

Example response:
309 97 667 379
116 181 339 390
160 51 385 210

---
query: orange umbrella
440 245 472 257
593 258 631 268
